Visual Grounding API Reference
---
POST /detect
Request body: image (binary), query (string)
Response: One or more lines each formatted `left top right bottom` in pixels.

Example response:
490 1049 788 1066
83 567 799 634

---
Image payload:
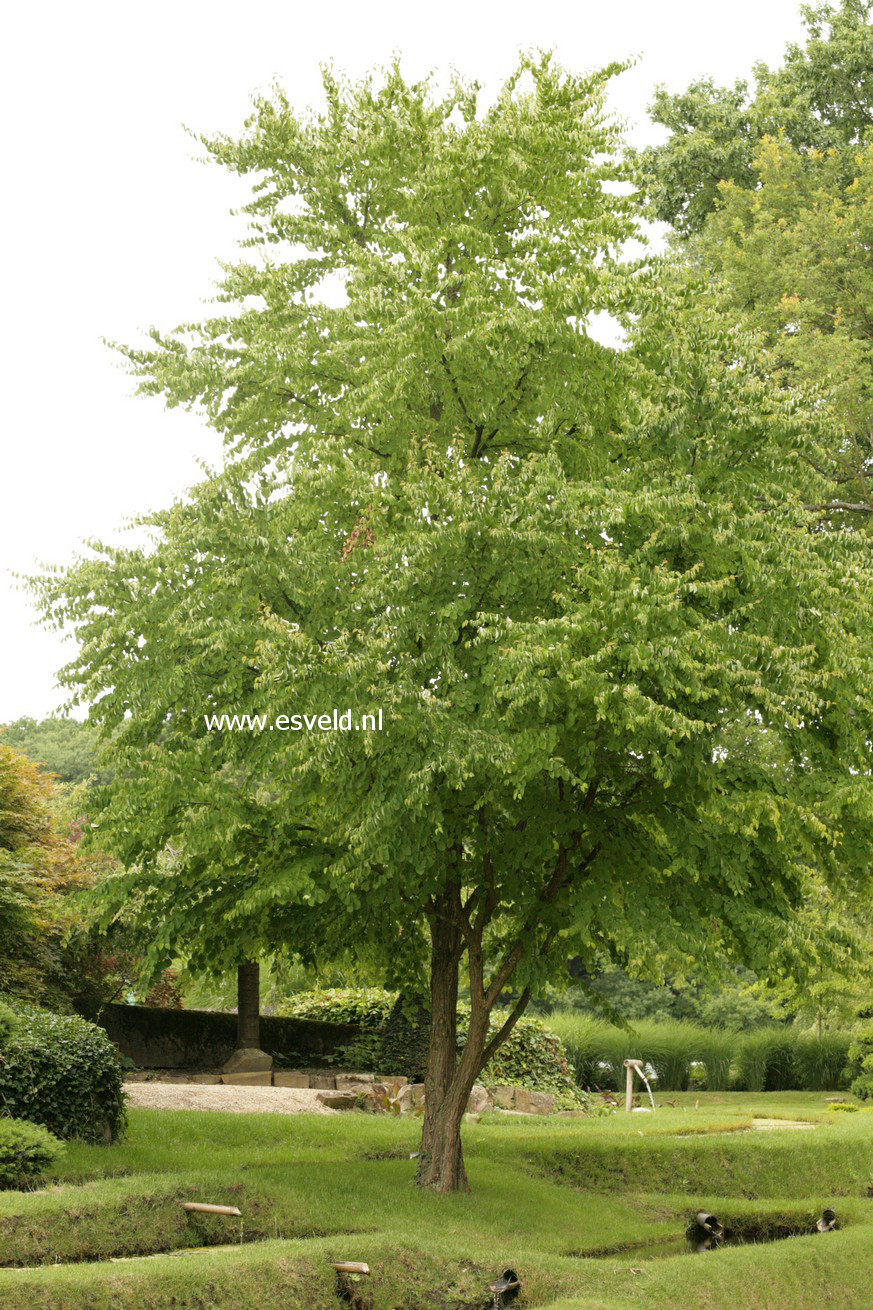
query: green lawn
1 1093 872 1309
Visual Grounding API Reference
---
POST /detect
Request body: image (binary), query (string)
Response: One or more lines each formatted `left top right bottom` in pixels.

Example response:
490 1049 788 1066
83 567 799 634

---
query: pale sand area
125 1082 338 1114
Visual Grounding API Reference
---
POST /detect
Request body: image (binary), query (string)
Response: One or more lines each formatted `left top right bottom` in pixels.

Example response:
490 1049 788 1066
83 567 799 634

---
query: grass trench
1 1093 872 1309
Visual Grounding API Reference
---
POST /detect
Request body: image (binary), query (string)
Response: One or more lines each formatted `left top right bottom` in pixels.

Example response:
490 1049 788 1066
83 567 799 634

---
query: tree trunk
236 960 260 1049
417 890 466 1189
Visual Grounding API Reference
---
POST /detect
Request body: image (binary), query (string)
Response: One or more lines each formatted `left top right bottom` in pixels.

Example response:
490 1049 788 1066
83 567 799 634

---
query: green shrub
483 1015 586 1107
847 1028 873 1101
0 1117 62 1189
281 987 395 1028
0 1009 126 1142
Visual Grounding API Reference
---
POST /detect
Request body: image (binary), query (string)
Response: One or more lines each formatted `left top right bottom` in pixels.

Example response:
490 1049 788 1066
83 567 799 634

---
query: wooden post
237 961 260 1050
624 1058 635 1113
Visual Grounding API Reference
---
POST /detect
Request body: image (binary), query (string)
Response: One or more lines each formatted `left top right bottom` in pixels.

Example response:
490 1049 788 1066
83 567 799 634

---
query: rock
190 1074 221 1085
513 1089 555 1115
396 1083 426 1114
222 1047 273 1075
375 1075 409 1089
336 1073 375 1088
273 1072 310 1088
316 1091 358 1110
356 1085 393 1113
492 1085 516 1110
309 1075 337 1090
220 1072 272 1086
463 1112 481 1124
466 1084 493 1114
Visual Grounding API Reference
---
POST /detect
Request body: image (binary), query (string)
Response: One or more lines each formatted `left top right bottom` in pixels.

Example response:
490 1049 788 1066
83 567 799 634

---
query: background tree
0 744 98 1005
36 56 873 1191
636 0 873 236
1 716 104 787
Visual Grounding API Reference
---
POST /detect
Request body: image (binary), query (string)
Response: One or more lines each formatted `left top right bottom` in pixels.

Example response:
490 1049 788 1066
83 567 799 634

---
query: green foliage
484 1015 585 1107
847 1027 873 1099
280 987 395 1027
0 716 103 787
0 1009 126 1142
637 0 873 234
551 963 786 1030
0 999 18 1048
0 1118 62 1190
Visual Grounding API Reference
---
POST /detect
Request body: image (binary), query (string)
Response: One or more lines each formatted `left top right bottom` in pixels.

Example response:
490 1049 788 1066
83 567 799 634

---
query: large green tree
37 56 872 1191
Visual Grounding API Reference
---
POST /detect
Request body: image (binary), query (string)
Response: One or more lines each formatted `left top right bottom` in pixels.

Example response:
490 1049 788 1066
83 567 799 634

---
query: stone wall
98 1003 360 1070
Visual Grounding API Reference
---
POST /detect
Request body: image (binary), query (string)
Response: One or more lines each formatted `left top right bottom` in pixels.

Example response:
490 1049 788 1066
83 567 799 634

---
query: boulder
492 1085 516 1110
221 1071 272 1086
309 1074 337 1090
222 1047 273 1075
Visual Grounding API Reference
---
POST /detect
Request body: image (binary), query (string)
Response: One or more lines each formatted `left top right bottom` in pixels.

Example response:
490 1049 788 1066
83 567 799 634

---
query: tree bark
417 888 467 1190
236 960 260 1049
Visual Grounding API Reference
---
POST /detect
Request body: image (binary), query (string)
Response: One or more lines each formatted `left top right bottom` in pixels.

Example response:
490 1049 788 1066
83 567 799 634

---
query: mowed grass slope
1 1093 871 1310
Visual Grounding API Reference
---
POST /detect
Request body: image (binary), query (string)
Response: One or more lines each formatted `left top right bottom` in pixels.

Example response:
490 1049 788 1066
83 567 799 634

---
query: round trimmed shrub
0 1118 62 1189
0 1009 126 1142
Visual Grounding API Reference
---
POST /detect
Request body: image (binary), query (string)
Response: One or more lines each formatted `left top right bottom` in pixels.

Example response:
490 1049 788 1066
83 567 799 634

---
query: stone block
375 1075 409 1089
222 1047 273 1074
190 1074 221 1085
513 1088 555 1115
273 1072 310 1088
316 1091 358 1110
220 1072 272 1086
309 1075 337 1090
336 1073 374 1087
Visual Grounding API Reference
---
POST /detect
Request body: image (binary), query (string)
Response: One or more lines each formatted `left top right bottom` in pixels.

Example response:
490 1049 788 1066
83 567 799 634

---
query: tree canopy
35 53 873 1190
636 0 873 235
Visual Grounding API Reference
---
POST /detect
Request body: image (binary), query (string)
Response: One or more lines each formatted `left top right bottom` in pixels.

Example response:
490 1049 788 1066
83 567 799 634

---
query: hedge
0 1008 126 1142
0 1117 62 1189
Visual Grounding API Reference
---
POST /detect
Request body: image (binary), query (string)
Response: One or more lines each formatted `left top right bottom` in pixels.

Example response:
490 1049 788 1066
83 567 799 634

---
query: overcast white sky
1 0 808 721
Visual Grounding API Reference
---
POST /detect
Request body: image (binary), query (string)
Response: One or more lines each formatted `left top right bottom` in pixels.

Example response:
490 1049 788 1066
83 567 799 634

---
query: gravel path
124 1082 337 1114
